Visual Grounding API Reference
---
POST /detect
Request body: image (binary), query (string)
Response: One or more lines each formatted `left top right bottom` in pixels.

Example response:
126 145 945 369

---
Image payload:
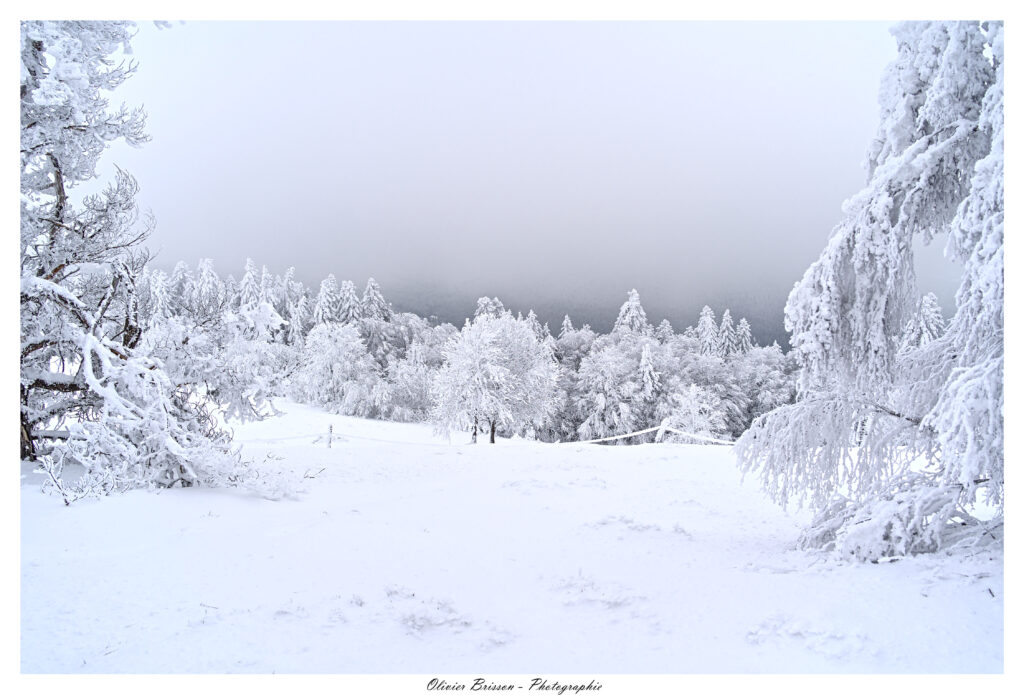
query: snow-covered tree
655 319 674 343
696 306 719 356
167 261 192 314
736 318 755 354
613 289 651 335
143 269 172 328
385 322 457 423
655 384 728 442
20 21 246 496
737 21 1003 561
290 324 386 417
524 309 546 341
575 333 650 443
733 344 797 427
338 279 362 324
312 274 341 325
901 292 945 350
559 314 574 338
638 344 660 402
433 313 558 443
181 258 225 326
238 258 261 312
474 296 505 319
286 294 310 345
362 277 393 321
719 310 739 358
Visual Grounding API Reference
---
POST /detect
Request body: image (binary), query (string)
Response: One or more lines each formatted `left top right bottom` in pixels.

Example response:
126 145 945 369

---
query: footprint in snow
746 614 876 660
380 584 515 651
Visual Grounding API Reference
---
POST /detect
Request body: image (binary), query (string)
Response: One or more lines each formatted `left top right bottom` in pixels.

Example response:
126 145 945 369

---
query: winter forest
19 20 1003 676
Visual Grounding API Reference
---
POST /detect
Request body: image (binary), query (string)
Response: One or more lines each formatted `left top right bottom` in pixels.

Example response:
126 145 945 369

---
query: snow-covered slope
21 400 1003 673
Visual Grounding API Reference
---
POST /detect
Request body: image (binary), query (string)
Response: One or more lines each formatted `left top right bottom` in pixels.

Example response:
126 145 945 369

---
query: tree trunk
471 418 477 444
20 385 35 461
489 420 496 444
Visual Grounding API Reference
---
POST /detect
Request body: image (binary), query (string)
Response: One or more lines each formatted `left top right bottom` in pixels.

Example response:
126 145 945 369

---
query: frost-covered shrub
799 474 1002 562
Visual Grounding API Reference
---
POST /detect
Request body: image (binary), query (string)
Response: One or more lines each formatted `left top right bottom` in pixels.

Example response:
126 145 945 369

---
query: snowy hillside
21 400 1002 673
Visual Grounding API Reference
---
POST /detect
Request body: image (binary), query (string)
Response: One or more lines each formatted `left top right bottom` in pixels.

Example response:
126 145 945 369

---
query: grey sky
95 21 961 346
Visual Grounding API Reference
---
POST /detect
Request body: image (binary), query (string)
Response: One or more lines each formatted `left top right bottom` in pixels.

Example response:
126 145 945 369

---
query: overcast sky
93 20 961 346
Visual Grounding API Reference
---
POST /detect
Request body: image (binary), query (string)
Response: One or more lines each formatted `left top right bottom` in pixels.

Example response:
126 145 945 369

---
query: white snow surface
21 399 1003 673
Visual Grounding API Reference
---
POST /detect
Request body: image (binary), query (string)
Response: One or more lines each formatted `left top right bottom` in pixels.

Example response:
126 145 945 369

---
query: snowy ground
21 400 1003 673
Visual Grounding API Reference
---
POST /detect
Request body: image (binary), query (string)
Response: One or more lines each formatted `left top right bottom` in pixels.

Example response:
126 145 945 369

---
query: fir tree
613 289 651 335
559 314 575 338
167 261 192 315
719 309 739 357
287 294 310 345
736 318 755 354
338 279 362 324
697 306 719 356
655 319 674 343
312 274 341 325
362 277 393 321
238 258 261 312
901 292 946 350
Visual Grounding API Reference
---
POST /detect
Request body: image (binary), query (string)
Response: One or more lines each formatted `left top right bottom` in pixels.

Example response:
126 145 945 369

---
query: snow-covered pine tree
613 289 651 335
575 332 654 443
186 258 225 326
312 274 341 325
238 258 261 312
559 314 574 339
736 21 1003 561
901 292 946 350
636 343 662 435
145 269 172 329
638 343 660 401
165 261 191 314
223 273 239 312
338 279 362 324
719 309 739 357
736 318 755 354
358 278 396 365
696 306 719 356
525 310 545 341
20 21 245 495
655 319 674 343
275 266 295 318
258 265 270 303
362 277 393 321
286 294 310 345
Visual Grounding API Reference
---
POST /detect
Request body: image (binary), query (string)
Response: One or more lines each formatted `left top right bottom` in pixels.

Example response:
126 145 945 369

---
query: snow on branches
737 21 1004 560
432 312 559 443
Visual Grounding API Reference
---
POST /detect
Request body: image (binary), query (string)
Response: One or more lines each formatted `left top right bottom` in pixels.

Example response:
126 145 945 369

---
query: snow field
21 401 1002 673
